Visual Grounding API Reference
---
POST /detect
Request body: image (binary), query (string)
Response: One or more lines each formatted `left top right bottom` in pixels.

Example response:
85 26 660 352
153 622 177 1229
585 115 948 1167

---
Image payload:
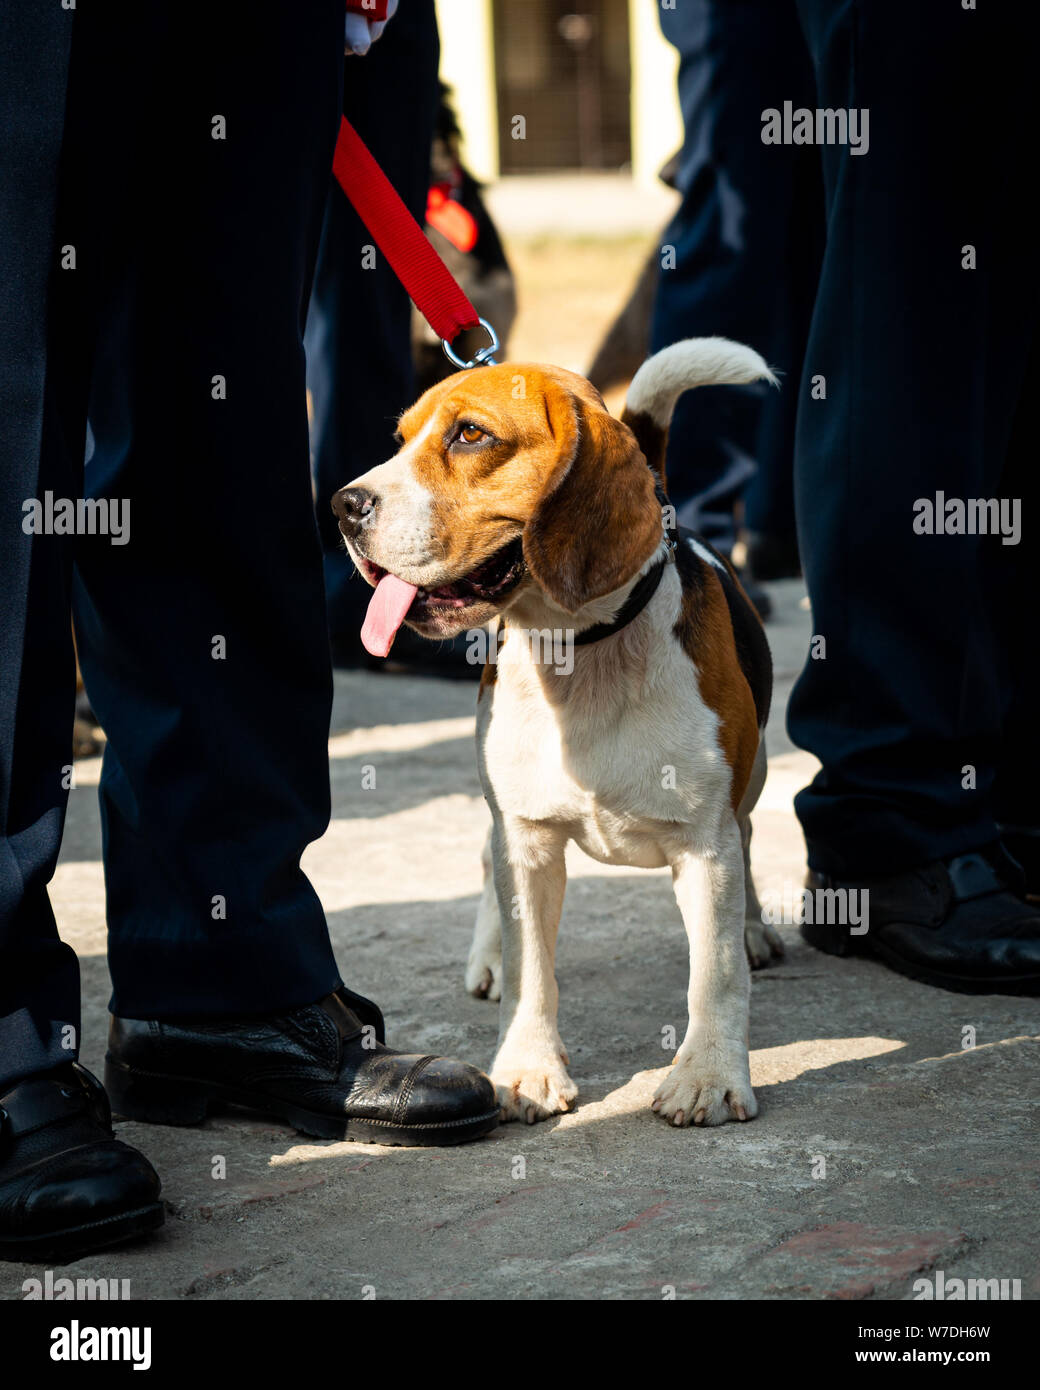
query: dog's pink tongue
361 574 419 657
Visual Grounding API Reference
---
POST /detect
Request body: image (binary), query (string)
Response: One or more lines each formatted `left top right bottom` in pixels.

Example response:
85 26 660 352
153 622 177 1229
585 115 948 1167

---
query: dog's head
334 363 663 653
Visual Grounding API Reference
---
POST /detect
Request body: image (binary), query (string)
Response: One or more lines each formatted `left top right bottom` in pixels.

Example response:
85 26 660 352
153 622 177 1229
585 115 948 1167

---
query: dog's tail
621 338 777 492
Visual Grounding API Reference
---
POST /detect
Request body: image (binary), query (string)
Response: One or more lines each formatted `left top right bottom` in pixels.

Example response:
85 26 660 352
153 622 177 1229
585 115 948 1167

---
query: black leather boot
0 1064 163 1263
105 988 500 1146
802 847 1040 994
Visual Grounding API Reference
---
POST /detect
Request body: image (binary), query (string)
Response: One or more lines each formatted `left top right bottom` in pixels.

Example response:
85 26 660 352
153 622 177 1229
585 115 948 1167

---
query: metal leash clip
441 317 500 369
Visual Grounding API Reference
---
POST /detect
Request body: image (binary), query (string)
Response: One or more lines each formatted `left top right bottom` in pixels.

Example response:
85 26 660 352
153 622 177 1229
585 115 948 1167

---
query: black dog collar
572 544 674 646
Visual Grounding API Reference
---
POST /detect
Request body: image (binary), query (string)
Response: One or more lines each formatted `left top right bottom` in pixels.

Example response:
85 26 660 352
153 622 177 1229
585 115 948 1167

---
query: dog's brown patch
674 557 760 809
478 624 504 701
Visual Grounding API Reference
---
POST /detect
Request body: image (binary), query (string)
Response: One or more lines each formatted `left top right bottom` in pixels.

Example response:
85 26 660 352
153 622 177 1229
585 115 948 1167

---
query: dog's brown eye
458 424 487 445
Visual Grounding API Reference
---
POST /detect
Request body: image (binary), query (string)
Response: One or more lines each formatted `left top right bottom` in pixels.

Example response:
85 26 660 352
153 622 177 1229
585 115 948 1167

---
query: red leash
331 116 499 367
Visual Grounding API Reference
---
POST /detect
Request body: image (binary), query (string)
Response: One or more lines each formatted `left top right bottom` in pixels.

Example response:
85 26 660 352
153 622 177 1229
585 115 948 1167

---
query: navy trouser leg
789 0 1039 877
988 327 1039 834
649 0 823 547
64 3 345 1019
0 6 82 1091
307 0 440 647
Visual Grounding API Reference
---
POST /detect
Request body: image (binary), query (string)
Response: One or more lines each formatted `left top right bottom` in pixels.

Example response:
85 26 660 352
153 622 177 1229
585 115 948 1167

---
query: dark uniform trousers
653 0 1037 877
789 0 1038 877
306 0 440 648
1 3 347 1091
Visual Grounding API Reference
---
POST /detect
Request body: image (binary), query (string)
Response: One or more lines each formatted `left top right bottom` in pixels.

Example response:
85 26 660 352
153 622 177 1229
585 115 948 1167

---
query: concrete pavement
4 577 1038 1302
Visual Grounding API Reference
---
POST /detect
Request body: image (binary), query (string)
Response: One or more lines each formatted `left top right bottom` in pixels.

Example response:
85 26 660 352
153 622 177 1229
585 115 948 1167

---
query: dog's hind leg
739 736 784 968
466 828 502 1000
654 817 757 1127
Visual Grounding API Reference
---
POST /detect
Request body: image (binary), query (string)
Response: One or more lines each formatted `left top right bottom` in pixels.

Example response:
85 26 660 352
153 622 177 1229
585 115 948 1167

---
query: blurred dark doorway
493 0 632 172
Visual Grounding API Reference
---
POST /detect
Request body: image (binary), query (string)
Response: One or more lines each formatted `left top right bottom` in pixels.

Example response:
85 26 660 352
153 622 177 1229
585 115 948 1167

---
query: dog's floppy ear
522 382 663 613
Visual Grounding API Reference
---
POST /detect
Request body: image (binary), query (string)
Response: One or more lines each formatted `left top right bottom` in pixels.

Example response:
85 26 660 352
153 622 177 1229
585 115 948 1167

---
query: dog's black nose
333 486 377 535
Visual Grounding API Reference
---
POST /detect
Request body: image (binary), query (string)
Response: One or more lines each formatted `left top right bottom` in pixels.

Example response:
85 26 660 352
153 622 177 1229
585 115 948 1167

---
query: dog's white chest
477 630 730 866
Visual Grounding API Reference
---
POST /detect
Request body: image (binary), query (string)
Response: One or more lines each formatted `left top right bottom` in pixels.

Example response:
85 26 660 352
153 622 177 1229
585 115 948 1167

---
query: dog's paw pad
652 1049 757 1128
492 1064 578 1124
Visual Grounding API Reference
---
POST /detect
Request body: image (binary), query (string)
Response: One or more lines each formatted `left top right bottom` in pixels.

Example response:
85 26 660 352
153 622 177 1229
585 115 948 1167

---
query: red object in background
344 0 390 20
426 184 480 254
331 116 480 345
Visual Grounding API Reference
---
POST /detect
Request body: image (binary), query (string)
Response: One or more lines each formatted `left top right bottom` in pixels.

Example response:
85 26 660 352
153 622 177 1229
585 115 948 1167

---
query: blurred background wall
435 0 681 187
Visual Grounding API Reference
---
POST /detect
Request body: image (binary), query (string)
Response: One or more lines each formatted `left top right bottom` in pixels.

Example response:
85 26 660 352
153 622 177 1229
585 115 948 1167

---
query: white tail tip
625 337 778 427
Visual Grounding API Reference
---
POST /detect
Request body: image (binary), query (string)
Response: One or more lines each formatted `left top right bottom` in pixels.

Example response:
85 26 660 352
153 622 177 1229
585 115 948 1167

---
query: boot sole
0 1203 164 1265
104 1058 500 1147
801 919 1040 996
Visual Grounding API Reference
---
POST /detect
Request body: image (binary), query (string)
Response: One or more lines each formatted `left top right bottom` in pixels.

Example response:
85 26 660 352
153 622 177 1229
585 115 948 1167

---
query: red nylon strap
331 115 481 345
344 0 390 18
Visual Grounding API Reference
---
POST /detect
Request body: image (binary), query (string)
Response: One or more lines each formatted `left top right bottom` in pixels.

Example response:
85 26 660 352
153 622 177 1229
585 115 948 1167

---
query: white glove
345 0 399 56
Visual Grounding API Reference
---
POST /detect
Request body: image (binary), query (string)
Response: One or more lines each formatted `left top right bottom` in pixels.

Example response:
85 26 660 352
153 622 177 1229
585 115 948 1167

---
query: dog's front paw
491 1056 578 1124
652 1038 756 1127
744 917 784 969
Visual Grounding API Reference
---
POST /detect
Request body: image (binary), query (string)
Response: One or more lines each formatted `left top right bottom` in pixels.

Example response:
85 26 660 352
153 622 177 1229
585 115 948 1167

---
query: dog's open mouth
356 538 524 656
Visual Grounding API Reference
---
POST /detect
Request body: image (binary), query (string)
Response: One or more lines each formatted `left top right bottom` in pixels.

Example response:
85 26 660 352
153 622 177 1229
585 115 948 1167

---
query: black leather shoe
802 847 1040 994
0 1064 163 1263
105 989 500 1146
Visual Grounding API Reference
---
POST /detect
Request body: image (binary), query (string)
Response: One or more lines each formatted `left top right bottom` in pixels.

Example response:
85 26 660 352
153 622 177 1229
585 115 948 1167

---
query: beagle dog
334 338 783 1128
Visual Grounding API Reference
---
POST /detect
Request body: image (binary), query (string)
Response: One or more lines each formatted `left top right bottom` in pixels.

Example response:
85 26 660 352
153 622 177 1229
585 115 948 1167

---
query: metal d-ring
441 317 500 370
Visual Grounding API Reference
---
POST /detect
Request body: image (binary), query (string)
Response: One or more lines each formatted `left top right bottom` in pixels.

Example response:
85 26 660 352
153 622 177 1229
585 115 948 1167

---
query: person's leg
71 3 498 1146
650 0 822 553
0 6 167 1264
789 0 1035 878
991 332 1039 889
71 2 345 1016
789 0 1039 994
2 13 496 1266
0 3 83 1092
744 138 821 579
307 0 441 657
